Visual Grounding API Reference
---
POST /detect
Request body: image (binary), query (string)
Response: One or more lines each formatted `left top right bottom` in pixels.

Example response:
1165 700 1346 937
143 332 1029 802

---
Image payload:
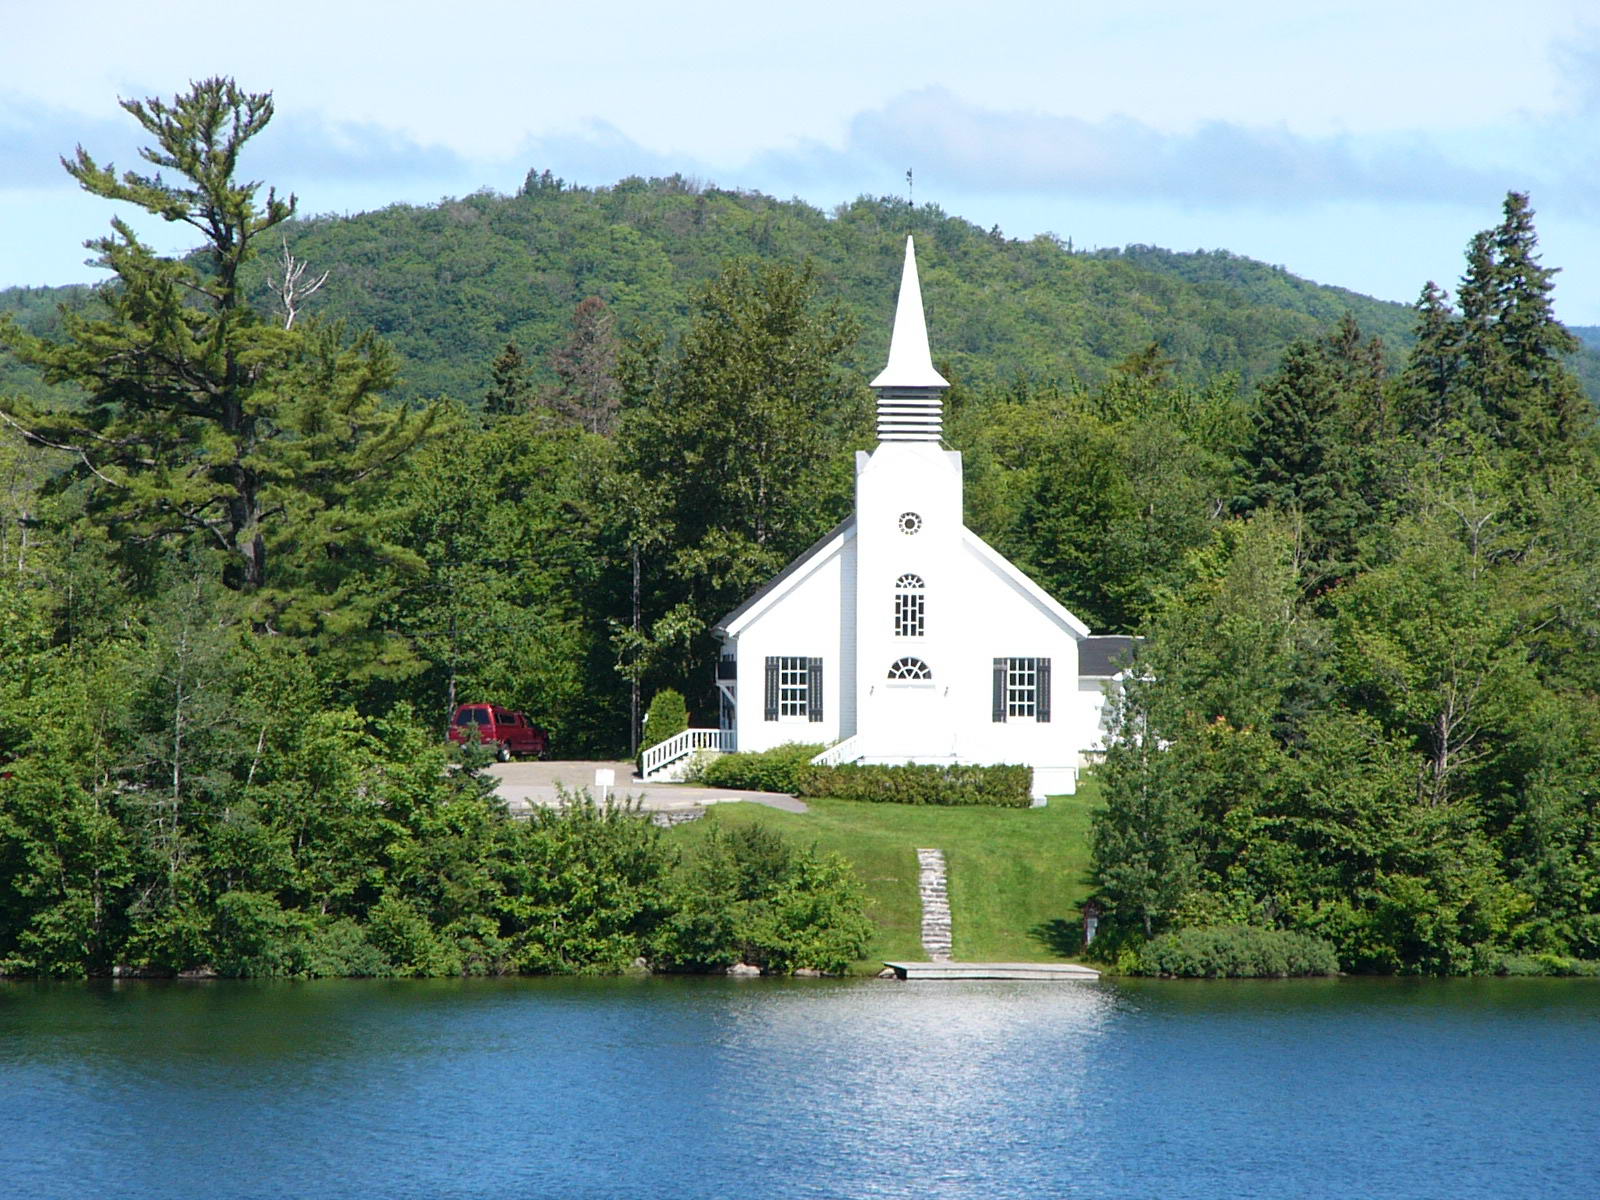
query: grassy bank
664 780 1099 972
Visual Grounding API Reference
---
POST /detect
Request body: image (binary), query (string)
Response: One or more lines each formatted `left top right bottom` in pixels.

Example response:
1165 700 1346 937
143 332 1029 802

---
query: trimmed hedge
696 744 824 794
795 762 1034 807
1135 926 1340 978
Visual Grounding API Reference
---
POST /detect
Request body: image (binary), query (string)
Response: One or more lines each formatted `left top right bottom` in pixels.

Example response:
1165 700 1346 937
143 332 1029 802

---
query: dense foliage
1089 193 1600 975
0 81 870 980
653 822 872 974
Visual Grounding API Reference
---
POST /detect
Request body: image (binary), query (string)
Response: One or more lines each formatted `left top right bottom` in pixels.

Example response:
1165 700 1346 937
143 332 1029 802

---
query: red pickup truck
448 704 550 761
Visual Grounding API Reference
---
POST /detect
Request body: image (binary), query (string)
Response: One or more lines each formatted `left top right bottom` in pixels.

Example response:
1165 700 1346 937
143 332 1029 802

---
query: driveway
485 760 807 817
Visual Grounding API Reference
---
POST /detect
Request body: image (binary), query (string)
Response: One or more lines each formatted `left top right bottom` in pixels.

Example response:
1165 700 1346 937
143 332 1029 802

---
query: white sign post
594 768 615 804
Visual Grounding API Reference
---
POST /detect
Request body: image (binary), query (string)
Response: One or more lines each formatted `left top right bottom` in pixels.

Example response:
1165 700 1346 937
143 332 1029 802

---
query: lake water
2 975 1596 1199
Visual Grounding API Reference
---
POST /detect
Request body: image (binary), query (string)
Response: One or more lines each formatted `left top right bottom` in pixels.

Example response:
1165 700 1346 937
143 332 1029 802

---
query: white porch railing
810 735 862 767
641 727 734 779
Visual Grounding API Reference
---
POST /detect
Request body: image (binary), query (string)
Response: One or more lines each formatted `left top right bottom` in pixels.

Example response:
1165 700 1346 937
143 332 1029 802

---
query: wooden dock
883 961 1100 981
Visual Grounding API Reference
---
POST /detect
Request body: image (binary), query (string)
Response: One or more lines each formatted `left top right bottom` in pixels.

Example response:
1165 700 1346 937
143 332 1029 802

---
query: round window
898 511 923 535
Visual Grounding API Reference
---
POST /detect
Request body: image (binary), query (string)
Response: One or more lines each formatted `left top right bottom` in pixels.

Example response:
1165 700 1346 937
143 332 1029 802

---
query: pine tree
1396 281 1462 443
1236 315 1387 586
0 79 438 641
483 341 533 417
1454 192 1591 467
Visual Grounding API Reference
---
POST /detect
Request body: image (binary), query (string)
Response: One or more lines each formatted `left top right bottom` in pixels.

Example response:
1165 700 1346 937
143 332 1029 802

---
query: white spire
870 236 949 390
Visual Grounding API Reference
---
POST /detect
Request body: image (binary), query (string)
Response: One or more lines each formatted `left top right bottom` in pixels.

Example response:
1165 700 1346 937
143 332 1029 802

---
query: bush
499 796 674 974
642 689 689 749
652 822 871 975
1491 953 1600 977
697 743 824 793
795 762 1033 807
1134 925 1340 978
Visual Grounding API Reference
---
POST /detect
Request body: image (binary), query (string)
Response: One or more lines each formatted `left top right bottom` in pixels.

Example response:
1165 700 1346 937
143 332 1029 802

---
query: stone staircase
916 848 953 962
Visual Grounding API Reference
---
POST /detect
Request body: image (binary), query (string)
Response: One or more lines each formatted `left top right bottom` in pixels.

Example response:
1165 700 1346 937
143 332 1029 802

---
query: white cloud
756 88 1529 210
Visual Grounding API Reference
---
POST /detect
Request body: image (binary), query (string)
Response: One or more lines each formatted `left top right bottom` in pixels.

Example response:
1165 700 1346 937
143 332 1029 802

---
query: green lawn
664 780 1099 972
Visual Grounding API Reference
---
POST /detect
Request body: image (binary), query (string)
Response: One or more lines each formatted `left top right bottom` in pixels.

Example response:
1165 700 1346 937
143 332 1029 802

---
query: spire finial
870 236 949 391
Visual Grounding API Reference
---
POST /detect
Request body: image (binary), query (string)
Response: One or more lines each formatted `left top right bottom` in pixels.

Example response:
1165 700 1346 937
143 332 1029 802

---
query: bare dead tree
268 236 329 330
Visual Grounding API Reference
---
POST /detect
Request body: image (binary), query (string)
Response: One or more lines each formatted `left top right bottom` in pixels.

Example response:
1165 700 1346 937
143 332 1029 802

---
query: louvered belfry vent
876 387 944 442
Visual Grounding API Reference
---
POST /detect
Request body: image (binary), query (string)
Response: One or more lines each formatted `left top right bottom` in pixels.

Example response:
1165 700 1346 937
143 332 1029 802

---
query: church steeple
871 236 948 442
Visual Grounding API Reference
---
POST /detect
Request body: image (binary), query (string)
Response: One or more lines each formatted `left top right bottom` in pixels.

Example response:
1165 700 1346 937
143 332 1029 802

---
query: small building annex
661 237 1133 798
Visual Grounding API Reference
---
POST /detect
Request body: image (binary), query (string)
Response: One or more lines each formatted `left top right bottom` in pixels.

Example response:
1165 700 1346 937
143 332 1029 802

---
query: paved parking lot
485 760 807 817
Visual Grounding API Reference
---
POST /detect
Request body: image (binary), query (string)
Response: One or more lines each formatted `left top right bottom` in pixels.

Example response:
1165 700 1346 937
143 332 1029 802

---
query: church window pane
1007 658 1038 718
893 573 925 637
897 511 923 535
778 656 810 717
888 657 932 681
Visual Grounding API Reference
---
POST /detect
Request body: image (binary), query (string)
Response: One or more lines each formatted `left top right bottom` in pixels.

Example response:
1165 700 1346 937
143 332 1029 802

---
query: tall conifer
0 79 438 659
1454 193 1590 467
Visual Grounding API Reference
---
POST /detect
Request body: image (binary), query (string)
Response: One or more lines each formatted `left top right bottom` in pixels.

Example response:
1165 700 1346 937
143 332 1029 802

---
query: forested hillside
19 173 1591 409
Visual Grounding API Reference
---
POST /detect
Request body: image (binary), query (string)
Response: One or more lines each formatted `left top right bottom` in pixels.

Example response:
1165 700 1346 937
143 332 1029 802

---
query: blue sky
5 1 1600 321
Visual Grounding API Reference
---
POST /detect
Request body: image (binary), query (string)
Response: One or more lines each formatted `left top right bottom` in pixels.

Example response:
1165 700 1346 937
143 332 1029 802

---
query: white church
645 237 1134 798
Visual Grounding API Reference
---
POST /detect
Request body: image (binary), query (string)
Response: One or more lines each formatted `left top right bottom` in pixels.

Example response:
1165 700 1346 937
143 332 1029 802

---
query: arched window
894 573 925 637
888 657 932 681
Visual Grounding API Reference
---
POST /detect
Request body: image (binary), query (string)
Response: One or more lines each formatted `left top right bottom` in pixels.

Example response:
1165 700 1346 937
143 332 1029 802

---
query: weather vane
906 168 914 210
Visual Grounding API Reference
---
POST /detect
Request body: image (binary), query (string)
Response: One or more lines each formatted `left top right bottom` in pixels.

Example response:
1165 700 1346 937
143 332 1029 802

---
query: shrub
642 689 689 749
794 762 1033 807
697 743 824 793
499 796 674 974
652 822 871 975
1134 925 1340 978
1491 953 1600 977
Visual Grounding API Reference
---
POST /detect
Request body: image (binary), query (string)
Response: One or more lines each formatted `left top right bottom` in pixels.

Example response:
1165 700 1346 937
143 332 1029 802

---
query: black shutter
764 657 779 721
808 657 824 722
992 657 1008 722
1037 657 1052 723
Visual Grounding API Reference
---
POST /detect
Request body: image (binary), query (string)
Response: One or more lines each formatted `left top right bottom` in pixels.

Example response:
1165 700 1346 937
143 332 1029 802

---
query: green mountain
6 175 1599 406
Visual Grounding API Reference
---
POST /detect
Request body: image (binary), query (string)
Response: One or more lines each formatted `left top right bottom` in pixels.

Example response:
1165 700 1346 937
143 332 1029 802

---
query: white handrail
811 735 862 767
641 727 734 777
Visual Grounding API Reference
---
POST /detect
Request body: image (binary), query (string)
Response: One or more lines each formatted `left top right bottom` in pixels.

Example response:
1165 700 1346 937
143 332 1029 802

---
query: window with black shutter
767 656 819 720
995 657 1050 721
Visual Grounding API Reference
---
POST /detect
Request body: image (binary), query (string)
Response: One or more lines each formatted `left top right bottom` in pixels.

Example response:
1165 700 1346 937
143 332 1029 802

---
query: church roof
870 236 950 390
1079 635 1141 677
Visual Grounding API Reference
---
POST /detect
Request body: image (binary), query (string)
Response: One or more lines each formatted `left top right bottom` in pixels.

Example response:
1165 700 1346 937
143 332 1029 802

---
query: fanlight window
894 573 926 637
888 657 932 681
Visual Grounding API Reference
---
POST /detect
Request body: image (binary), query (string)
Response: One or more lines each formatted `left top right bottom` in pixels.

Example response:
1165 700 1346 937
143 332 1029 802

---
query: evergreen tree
0 79 438 640
1235 316 1388 586
1454 193 1591 468
483 342 533 417
1396 281 1462 444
